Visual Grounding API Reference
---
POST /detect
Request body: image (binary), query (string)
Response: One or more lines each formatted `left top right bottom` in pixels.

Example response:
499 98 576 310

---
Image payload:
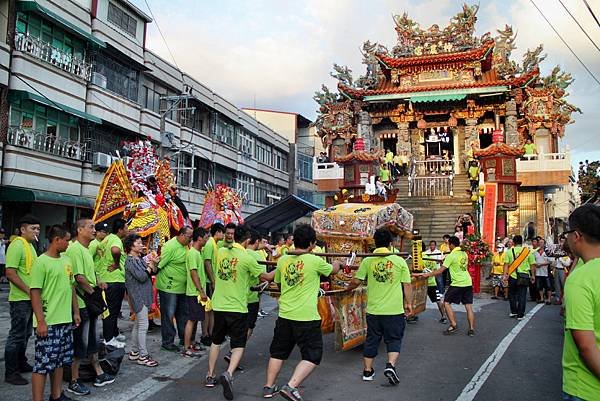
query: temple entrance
419 127 454 175
382 137 397 154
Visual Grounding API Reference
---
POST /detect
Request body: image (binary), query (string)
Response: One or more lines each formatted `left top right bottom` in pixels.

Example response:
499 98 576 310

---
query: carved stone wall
396 122 411 155
465 118 479 151
505 99 519 146
357 110 373 151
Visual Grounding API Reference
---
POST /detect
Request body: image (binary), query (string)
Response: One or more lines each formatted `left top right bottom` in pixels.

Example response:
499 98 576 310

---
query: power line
143 0 180 70
558 0 600 54
530 0 600 86
582 0 600 28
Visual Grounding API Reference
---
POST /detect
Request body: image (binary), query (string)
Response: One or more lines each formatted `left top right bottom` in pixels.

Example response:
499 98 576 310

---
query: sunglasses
561 229 577 237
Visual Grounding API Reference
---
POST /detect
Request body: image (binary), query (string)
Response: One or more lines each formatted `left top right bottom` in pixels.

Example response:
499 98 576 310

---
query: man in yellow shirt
561 204 600 401
523 138 537 158
491 243 508 300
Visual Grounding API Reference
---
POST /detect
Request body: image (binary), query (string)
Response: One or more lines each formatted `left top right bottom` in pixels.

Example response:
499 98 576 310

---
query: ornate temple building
313 4 579 242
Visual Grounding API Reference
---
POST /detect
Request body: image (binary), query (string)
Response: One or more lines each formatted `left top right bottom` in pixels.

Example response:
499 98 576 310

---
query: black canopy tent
244 194 319 233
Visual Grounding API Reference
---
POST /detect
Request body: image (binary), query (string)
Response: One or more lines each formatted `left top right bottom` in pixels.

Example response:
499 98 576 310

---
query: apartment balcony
7 127 87 161
313 161 344 192
14 32 92 81
517 152 572 187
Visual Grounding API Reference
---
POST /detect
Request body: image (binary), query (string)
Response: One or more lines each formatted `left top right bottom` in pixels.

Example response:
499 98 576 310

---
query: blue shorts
34 323 73 374
363 314 406 358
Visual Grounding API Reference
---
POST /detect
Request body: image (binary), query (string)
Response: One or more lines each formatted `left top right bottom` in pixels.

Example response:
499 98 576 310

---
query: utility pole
159 85 196 159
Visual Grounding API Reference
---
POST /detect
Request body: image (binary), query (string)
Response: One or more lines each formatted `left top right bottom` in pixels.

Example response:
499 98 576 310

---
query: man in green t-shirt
96 219 128 347
245 229 267 339
263 224 341 401
201 223 225 346
157 226 193 351
562 204 600 401
89 222 109 267
503 235 537 320
4 214 40 385
30 225 80 401
523 138 537 157
183 227 209 357
378 163 391 184
205 224 273 400
418 236 476 336
347 228 413 386
65 219 114 395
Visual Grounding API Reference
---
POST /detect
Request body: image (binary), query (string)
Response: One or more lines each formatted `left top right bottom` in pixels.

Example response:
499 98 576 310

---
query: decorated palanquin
92 140 189 250
197 184 245 228
310 202 426 351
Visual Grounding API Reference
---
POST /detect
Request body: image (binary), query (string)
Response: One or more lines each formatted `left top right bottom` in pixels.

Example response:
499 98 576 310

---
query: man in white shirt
534 239 552 304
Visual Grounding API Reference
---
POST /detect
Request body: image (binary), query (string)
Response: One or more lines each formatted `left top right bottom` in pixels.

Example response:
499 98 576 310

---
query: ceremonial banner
411 276 429 315
93 160 135 222
334 287 367 351
482 183 498 250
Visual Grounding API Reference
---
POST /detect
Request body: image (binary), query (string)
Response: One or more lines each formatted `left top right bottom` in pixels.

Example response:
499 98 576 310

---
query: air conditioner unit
91 72 107 88
92 152 112 170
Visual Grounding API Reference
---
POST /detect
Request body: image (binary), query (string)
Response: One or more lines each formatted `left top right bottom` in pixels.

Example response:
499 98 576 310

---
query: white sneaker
116 333 126 342
106 338 126 348
509 313 517 318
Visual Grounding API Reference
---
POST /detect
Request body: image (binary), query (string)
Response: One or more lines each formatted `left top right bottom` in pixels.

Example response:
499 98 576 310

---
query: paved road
0 281 563 401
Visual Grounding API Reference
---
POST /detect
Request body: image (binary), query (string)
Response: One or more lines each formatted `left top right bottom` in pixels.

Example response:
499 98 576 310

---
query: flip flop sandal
443 325 458 335
137 355 159 367
128 351 140 361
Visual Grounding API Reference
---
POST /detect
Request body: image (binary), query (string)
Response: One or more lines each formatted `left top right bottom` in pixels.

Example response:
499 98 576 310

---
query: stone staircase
394 174 474 243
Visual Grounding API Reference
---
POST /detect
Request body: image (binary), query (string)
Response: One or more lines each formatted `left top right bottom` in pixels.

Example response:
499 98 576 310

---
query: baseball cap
95 222 109 232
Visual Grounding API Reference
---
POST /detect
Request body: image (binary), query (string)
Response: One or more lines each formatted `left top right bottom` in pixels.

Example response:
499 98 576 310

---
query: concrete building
0 0 290 242
242 108 323 206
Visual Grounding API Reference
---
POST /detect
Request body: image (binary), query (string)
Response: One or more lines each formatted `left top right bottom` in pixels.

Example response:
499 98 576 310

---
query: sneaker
182 348 202 358
383 363 400 385
467 329 475 337
509 313 517 318
116 333 126 342
94 373 115 387
106 338 125 348
439 317 448 324
517 316 524 321
205 375 218 388
68 380 91 396
220 371 234 401
161 343 180 352
19 362 34 373
362 368 375 381
263 385 279 398
5 373 28 385
279 384 303 401
49 392 75 401
491 296 498 300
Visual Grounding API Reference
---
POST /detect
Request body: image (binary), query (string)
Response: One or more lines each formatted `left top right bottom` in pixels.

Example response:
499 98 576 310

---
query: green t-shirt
379 168 390 182
443 247 472 287
355 247 411 315
88 239 101 264
65 240 97 309
5 238 38 301
186 247 206 297
524 143 536 155
96 234 125 283
156 237 188 294
30 254 75 327
275 253 333 321
503 246 536 279
424 249 442 286
246 248 266 304
203 237 218 278
212 243 264 313
562 258 600 400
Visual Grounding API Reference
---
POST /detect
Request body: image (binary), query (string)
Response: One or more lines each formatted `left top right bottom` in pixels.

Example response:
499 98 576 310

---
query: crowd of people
1 203 599 401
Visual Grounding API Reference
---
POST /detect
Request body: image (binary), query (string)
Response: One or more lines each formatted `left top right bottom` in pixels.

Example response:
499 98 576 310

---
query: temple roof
335 151 381 164
474 142 524 157
339 68 539 100
376 40 494 69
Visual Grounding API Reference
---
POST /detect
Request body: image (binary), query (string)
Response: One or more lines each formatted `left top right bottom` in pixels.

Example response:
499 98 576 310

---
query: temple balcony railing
517 152 572 187
414 159 454 176
14 32 93 81
408 175 454 197
7 127 87 161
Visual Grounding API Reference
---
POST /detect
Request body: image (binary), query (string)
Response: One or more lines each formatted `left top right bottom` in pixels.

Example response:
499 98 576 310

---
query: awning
410 93 466 103
0 187 95 209
16 1 106 48
244 195 319 233
9 90 102 124
364 86 509 102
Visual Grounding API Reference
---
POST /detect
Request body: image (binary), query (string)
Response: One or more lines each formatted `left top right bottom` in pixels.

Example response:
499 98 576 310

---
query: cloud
138 0 600 162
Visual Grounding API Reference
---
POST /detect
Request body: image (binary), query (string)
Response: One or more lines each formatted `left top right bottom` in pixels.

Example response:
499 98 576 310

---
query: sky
133 0 600 168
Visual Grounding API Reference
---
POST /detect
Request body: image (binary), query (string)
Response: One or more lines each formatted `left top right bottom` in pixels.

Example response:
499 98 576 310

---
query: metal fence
7 127 87 160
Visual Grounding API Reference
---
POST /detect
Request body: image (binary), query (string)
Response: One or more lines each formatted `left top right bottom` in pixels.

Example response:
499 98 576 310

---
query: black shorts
444 286 473 305
247 302 260 330
364 314 406 358
73 308 98 358
269 317 323 365
212 311 248 349
186 296 205 322
536 276 550 292
427 286 441 303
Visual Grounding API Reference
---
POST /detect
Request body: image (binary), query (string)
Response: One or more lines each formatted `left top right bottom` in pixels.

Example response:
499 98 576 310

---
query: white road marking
454 303 545 401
